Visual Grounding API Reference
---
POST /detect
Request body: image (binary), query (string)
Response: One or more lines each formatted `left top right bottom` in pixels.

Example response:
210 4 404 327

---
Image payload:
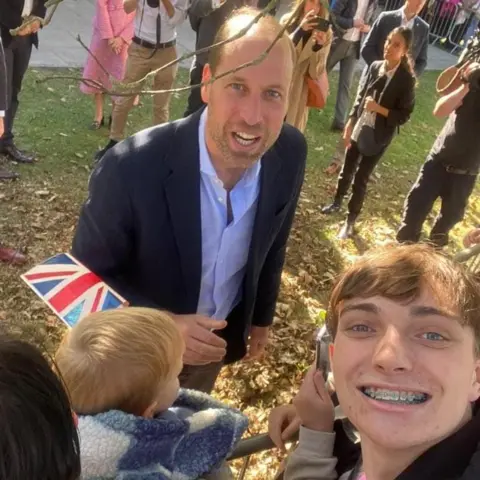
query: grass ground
1 67 479 478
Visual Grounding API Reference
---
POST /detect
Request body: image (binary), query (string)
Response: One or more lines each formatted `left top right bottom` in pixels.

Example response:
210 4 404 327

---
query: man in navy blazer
362 0 429 76
72 8 306 394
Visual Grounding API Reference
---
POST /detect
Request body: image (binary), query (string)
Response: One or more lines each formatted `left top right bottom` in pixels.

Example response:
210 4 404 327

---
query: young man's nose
372 327 414 374
239 94 263 126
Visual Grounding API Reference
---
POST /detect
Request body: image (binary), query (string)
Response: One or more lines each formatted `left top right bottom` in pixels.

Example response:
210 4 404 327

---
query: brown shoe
0 168 19 180
0 245 27 265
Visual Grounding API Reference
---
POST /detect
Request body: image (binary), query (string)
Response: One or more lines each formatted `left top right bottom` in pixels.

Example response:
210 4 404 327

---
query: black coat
0 36 6 112
349 59 416 148
0 0 47 48
72 108 307 364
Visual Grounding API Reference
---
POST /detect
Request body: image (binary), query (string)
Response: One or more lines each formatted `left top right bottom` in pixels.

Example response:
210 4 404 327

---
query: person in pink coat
81 0 136 129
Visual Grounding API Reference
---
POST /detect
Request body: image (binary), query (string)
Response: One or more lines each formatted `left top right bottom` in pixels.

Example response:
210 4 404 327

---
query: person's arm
414 27 429 77
251 131 306 328
349 63 373 121
164 0 189 27
330 0 355 31
95 0 115 39
31 0 47 19
433 82 470 118
188 0 227 19
361 13 384 66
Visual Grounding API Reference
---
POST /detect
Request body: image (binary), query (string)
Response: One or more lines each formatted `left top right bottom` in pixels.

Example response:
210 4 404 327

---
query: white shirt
344 0 369 42
352 61 399 142
22 0 34 17
401 7 415 29
134 0 188 44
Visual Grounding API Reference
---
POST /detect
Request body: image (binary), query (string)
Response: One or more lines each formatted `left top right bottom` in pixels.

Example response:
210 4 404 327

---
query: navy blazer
361 8 429 77
72 109 307 364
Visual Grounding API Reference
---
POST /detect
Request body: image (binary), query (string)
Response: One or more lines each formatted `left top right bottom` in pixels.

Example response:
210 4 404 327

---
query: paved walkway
31 0 458 71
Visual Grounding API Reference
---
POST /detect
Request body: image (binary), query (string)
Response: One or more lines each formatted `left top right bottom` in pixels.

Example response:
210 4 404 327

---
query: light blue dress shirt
196 109 262 320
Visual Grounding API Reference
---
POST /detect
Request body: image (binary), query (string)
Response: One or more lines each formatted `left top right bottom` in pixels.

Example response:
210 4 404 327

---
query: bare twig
76 35 114 80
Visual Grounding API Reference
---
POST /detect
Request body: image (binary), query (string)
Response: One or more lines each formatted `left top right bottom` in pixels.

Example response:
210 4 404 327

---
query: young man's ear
469 360 480 403
200 64 211 103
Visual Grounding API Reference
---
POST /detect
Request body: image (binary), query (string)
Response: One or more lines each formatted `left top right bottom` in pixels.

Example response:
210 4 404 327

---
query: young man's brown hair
326 244 480 351
55 307 184 416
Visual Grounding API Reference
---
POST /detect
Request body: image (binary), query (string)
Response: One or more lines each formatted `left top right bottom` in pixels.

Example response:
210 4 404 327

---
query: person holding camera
321 27 416 240
396 60 480 247
94 0 188 161
282 0 332 133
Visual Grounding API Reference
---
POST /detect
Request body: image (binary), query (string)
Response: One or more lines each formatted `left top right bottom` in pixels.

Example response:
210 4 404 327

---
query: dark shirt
430 87 480 172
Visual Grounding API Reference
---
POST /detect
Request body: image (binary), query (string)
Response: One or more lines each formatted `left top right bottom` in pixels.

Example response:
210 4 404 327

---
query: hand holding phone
314 17 330 32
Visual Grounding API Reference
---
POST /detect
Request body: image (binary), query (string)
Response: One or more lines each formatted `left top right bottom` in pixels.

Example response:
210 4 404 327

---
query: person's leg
184 59 205 117
347 150 384 221
322 143 362 214
332 45 357 131
152 46 178 126
396 158 444 243
109 43 152 142
429 173 477 247
94 93 104 123
179 362 223 394
1 36 33 163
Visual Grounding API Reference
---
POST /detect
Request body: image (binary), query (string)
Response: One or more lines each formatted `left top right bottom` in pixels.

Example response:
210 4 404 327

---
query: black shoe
2 144 35 164
89 117 105 130
330 122 345 133
0 168 19 180
321 202 342 215
338 220 355 240
93 139 118 162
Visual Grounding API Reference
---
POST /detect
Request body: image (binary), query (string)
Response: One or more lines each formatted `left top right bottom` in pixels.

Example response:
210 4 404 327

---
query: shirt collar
401 7 416 27
198 108 262 187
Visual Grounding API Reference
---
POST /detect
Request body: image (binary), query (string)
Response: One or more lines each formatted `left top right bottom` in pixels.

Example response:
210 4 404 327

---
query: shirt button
218 197 224 203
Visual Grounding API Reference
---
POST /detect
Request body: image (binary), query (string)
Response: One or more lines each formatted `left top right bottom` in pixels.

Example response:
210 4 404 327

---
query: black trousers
397 158 477 246
183 59 205 118
0 36 32 149
334 141 384 221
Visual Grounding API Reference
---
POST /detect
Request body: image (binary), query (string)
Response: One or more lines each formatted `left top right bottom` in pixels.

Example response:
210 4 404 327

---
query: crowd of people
1 0 480 478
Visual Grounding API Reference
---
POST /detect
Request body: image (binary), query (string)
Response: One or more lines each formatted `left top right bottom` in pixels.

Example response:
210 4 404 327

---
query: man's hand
268 404 301 451
463 228 480 248
0 118 4 138
292 365 335 432
245 325 269 360
30 20 41 33
360 24 371 34
172 314 227 366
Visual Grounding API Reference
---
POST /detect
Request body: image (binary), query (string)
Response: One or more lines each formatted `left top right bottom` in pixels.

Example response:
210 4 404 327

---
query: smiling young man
284 244 480 479
73 8 306 394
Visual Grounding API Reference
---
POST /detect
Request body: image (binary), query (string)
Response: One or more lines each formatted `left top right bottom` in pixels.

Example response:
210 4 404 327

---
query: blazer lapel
164 111 203 311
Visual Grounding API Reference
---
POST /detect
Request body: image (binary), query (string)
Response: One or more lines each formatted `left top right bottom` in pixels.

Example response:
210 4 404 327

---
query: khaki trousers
110 42 178 141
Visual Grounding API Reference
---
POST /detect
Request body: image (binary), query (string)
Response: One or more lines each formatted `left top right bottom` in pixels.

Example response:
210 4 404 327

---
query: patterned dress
80 0 135 94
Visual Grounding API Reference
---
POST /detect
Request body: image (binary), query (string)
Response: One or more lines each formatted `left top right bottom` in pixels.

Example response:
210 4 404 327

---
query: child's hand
268 404 301 451
292 365 335 432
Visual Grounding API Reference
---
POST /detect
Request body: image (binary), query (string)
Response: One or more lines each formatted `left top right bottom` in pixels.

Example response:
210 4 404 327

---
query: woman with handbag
321 26 416 239
282 0 332 133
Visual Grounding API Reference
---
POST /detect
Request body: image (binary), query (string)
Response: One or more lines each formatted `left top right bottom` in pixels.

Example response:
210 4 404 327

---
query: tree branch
9 0 64 35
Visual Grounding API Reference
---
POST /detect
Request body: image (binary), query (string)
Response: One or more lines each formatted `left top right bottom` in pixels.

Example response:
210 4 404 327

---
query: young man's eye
350 324 373 333
420 332 447 342
230 83 245 92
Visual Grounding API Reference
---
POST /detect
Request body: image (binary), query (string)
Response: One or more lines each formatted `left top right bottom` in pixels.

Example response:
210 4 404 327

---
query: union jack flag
21 253 127 328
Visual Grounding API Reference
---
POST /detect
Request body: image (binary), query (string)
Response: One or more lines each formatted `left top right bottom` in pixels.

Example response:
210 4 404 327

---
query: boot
321 199 342 215
338 218 356 240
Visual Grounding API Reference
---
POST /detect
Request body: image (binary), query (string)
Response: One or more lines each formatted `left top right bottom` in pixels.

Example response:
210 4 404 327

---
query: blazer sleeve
0 37 7 114
386 69 416 128
331 0 354 31
414 25 429 77
72 150 158 308
349 63 374 121
95 0 115 39
252 130 306 327
32 0 47 19
361 12 384 66
0 0 23 29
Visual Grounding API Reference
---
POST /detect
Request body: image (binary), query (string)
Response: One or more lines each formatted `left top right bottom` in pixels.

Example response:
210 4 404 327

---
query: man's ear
469 360 480 402
201 64 212 103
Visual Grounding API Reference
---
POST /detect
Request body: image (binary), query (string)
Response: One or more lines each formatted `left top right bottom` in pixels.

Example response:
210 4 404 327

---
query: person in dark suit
0 0 46 164
321 26 416 239
0 34 27 264
362 0 429 76
72 7 306 394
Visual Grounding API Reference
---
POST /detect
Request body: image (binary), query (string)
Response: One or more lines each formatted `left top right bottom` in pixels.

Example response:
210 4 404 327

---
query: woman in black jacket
321 26 416 239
